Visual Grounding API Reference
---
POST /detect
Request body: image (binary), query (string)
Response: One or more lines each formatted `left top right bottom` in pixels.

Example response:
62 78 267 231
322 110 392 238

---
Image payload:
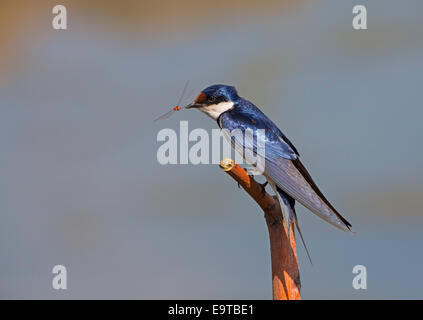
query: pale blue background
1 0 422 298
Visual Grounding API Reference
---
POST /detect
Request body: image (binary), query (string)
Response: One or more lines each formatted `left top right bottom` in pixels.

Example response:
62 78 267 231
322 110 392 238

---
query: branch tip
219 158 235 172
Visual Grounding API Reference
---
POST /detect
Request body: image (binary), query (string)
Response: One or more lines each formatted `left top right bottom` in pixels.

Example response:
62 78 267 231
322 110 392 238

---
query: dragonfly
154 81 193 122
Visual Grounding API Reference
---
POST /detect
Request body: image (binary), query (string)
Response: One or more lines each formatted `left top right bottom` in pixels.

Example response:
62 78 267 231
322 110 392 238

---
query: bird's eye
208 96 216 103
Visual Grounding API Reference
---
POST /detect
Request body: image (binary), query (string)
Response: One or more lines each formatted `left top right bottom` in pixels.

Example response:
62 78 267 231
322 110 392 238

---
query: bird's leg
246 172 267 197
260 181 268 197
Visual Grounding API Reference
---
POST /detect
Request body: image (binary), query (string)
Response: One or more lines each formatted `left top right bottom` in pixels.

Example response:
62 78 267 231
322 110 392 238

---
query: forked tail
275 186 313 264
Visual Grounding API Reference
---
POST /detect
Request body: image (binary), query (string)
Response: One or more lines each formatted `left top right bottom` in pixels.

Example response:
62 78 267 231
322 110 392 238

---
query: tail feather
275 185 313 265
293 213 313 265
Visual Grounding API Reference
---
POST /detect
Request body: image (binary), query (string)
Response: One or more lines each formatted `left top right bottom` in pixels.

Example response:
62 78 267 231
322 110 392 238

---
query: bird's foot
260 181 268 197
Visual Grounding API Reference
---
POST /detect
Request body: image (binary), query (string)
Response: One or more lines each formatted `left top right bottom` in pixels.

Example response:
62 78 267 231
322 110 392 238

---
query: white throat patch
199 101 234 120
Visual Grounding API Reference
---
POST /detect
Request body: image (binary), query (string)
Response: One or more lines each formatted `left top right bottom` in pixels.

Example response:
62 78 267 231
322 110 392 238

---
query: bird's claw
260 181 268 197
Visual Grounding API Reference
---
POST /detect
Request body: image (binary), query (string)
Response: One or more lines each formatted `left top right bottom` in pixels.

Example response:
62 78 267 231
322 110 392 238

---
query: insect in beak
154 81 192 122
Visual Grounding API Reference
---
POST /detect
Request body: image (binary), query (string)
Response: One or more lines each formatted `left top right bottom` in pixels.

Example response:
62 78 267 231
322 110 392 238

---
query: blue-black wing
219 99 353 233
218 100 298 161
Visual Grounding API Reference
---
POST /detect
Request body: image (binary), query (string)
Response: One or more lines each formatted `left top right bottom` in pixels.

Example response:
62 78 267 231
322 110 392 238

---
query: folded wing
219 107 353 233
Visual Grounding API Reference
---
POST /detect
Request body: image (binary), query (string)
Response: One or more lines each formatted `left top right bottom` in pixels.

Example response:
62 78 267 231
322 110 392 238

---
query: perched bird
182 84 353 261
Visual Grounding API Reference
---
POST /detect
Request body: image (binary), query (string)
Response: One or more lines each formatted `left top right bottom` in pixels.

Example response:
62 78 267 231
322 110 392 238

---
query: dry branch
219 159 301 300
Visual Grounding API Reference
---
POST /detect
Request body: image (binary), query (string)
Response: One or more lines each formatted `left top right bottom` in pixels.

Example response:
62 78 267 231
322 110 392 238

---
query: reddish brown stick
219 159 301 300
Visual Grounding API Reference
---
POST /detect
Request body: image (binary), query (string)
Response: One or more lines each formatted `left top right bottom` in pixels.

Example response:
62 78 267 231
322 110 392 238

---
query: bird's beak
184 103 203 109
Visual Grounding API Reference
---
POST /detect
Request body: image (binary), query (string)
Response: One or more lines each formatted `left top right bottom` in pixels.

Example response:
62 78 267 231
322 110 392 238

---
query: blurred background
1 0 422 299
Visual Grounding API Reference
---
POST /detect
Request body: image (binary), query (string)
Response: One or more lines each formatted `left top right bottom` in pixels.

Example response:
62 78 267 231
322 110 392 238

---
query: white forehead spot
199 101 234 120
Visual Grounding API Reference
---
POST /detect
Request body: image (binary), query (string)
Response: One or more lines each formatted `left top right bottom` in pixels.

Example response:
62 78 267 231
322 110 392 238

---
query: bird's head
185 84 239 120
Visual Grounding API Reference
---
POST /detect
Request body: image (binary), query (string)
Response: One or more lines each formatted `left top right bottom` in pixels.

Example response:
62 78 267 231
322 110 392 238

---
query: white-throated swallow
169 84 354 261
